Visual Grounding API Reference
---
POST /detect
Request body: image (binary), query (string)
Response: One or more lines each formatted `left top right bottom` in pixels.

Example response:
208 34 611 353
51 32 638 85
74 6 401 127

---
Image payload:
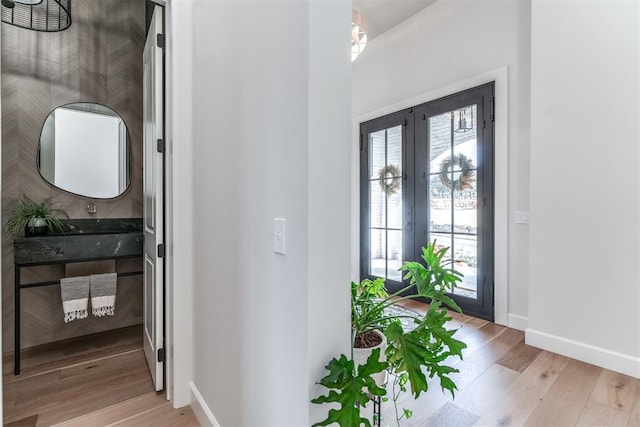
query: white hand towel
90 273 117 317
60 276 90 322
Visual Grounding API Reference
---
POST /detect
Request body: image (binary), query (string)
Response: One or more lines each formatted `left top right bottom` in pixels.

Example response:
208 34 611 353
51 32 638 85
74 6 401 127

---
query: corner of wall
507 313 528 331
525 328 640 379
189 382 220 427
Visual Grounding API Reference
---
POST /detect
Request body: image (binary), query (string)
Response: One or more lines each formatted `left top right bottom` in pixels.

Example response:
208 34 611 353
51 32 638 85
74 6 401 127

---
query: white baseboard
190 382 221 427
525 328 640 379
507 313 528 331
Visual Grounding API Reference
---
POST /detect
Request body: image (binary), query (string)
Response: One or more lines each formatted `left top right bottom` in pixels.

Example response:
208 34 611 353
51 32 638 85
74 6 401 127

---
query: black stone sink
14 218 143 265
57 218 143 235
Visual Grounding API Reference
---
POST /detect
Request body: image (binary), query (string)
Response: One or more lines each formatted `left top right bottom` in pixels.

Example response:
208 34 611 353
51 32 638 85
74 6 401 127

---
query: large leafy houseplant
5 195 67 237
312 241 467 426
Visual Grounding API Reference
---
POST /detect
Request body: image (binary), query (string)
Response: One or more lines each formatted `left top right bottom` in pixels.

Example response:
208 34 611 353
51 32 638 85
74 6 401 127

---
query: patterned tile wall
1 0 145 353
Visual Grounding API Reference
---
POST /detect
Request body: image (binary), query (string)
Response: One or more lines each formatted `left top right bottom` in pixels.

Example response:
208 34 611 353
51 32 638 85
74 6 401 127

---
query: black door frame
360 108 415 294
414 83 494 320
360 83 495 320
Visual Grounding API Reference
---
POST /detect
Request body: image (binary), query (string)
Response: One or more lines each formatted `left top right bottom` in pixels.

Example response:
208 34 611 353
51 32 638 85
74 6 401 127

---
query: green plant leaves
316 241 469 425
385 322 430 397
311 348 388 427
5 194 68 236
386 302 467 400
399 242 464 315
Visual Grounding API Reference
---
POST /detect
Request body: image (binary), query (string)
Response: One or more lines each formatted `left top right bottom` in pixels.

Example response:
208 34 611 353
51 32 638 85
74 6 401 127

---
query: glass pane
369 130 385 179
454 176 477 235
429 174 452 233
428 112 451 163
370 229 386 278
453 142 477 172
387 230 402 282
429 233 452 256
387 180 403 230
370 180 386 228
453 235 477 299
387 126 402 175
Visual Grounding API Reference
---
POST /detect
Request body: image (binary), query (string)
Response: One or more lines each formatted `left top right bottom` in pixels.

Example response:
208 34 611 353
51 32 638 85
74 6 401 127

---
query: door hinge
157 243 165 258
157 33 166 49
157 348 165 363
157 138 165 153
403 119 408 126
490 97 495 122
360 133 364 152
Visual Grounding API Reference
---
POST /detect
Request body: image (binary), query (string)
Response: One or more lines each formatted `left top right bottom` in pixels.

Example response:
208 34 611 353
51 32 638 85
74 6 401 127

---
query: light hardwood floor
380 300 640 426
2 325 199 426
4 311 639 426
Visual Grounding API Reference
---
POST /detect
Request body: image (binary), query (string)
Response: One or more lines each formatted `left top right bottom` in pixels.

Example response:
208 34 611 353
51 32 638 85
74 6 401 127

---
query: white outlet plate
273 218 286 255
515 211 530 224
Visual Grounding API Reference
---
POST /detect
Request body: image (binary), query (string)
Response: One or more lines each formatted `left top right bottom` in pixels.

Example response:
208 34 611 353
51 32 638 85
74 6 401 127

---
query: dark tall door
360 83 495 320
414 83 494 319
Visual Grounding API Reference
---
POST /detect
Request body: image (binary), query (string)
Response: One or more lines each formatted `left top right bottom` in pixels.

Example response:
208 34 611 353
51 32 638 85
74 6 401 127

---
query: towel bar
14 256 143 375
19 270 143 289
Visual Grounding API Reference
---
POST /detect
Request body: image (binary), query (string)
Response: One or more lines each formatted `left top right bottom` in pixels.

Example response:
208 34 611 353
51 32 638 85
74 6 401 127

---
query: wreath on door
378 164 401 196
438 153 475 191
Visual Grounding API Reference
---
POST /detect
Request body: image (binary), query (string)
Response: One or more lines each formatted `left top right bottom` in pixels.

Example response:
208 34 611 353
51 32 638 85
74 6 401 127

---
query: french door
360 83 494 320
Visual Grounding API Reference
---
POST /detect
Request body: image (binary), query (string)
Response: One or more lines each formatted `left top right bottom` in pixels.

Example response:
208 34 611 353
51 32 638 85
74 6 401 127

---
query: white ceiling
352 0 438 40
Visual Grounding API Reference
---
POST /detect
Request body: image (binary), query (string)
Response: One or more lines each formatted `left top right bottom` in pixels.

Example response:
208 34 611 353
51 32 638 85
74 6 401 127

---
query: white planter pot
353 330 388 387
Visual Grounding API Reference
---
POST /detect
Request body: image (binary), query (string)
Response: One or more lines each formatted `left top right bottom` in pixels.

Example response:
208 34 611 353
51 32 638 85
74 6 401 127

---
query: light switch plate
515 211 530 224
273 218 286 255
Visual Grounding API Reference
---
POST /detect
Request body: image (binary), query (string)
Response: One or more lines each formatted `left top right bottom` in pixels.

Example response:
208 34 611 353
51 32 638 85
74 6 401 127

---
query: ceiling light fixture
352 9 367 62
1 0 71 32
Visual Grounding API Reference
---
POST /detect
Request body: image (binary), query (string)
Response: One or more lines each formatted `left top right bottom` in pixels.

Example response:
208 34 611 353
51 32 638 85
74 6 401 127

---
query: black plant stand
373 395 381 426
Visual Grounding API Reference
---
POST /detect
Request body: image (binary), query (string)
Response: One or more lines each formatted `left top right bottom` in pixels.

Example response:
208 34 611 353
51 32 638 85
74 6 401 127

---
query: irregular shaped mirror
38 103 131 199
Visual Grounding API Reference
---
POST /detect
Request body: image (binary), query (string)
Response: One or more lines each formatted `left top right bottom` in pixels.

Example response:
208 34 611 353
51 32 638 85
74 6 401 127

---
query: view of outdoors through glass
368 126 403 282
428 105 478 298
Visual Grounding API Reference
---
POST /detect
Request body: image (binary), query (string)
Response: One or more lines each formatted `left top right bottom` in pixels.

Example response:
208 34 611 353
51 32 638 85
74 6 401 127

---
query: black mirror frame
36 102 132 200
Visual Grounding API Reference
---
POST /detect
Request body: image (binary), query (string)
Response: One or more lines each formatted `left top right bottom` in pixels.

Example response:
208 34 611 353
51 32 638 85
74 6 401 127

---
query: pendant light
1 0 71 32
352 9 367 62
454 107 473 133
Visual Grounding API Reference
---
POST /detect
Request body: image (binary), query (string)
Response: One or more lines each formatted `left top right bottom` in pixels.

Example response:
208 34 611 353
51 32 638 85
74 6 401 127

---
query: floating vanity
13 218 143 374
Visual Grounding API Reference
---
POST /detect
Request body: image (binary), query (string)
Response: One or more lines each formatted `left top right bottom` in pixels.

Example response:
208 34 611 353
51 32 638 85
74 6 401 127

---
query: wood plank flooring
378 300 640 426
3 308 639 426
2 325 198 426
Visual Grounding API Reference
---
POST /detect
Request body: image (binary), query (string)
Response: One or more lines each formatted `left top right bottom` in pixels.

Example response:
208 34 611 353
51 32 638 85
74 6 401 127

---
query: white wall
188 0 351 425
527 0 640 378
352 0 532 326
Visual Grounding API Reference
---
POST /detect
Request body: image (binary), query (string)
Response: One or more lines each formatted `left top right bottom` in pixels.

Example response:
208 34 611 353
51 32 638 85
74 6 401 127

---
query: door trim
163 0 196 408
353 66 509 326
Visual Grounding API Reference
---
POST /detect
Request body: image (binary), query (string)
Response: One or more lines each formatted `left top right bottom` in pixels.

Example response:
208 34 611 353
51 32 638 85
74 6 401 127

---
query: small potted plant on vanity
6 194 68 237
312 241 467 427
